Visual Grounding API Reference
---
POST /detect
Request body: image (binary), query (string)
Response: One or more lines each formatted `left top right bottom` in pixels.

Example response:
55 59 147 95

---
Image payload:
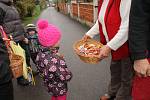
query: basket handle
0 26 13 54
0 26 10 39
0 26 10 45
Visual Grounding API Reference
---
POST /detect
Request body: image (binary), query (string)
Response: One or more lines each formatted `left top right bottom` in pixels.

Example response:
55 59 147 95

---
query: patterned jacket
36 47 72 96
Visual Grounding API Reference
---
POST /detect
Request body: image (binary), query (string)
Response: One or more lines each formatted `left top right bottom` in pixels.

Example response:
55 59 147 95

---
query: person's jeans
108 57 133 100
0 81 14 100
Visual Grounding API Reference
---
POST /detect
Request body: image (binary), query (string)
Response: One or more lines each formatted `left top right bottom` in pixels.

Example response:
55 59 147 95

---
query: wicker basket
9 53 23 78
0 26 23 78
74 39 103 64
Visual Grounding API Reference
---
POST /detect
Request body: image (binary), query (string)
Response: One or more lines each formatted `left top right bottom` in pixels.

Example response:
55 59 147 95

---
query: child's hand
24 38 29 44
57 53 64 58
82 35 91 42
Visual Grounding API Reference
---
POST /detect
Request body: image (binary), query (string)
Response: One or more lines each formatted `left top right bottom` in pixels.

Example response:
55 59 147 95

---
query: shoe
17 78 30 86
100 94 115 100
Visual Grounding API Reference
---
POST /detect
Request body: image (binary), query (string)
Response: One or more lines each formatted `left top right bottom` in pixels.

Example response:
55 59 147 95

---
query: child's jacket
36 47 72 96
28 34 40 53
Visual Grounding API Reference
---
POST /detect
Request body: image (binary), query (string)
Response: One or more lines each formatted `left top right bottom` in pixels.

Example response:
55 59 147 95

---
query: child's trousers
31 52 38 64
51 94 66 100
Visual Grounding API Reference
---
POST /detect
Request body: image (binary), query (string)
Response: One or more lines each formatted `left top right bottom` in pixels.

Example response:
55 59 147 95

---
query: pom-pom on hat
37 19 61 47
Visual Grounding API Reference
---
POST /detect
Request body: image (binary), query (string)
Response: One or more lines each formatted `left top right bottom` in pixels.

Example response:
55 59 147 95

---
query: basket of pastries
74 38 103 64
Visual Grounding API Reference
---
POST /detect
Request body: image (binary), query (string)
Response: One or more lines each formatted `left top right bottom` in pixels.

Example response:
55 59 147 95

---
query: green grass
23 5 41 25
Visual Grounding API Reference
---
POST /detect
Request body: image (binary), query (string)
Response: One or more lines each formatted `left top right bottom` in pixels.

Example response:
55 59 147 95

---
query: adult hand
134 59 150 77
146 68 150 76
81 35 91 42
9 35 13 40
2 38 10 41
2 35 12 41
97 45 111 60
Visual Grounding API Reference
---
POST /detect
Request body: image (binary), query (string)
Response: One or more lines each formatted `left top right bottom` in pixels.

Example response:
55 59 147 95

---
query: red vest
98 0 129 60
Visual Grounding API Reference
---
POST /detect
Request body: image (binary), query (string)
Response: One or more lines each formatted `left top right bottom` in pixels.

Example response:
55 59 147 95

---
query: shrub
13 0 36 18
39 0 47 10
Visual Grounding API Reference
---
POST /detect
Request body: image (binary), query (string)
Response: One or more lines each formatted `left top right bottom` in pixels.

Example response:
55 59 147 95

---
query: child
26 24 40 64
36 19 72 100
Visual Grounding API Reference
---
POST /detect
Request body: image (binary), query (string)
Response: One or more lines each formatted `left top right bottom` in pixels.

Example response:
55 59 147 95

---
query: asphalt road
14 7 111 100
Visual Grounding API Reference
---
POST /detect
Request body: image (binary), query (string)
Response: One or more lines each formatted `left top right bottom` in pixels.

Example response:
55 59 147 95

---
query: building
57 0 99 27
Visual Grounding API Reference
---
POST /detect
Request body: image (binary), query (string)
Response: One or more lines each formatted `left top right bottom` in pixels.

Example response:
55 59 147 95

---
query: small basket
74 39 103 64
0 26 23 78
9 53 23 78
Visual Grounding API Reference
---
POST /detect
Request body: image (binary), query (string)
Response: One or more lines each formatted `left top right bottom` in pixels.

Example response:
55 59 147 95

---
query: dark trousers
0 81 14 100
108 57 133 100
31 52 38 64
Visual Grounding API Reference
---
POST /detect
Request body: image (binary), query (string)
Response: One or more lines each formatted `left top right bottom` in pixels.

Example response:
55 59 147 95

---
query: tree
39 0 47 10
13 0 36 18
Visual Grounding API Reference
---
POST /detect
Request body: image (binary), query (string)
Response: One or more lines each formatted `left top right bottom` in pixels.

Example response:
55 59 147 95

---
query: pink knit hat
37 19 61 47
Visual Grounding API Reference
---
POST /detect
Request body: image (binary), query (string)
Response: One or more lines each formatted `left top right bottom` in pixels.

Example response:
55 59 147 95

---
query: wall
79 3 93 23
57 2 95 27
71 2 94 26
58 3 67 14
